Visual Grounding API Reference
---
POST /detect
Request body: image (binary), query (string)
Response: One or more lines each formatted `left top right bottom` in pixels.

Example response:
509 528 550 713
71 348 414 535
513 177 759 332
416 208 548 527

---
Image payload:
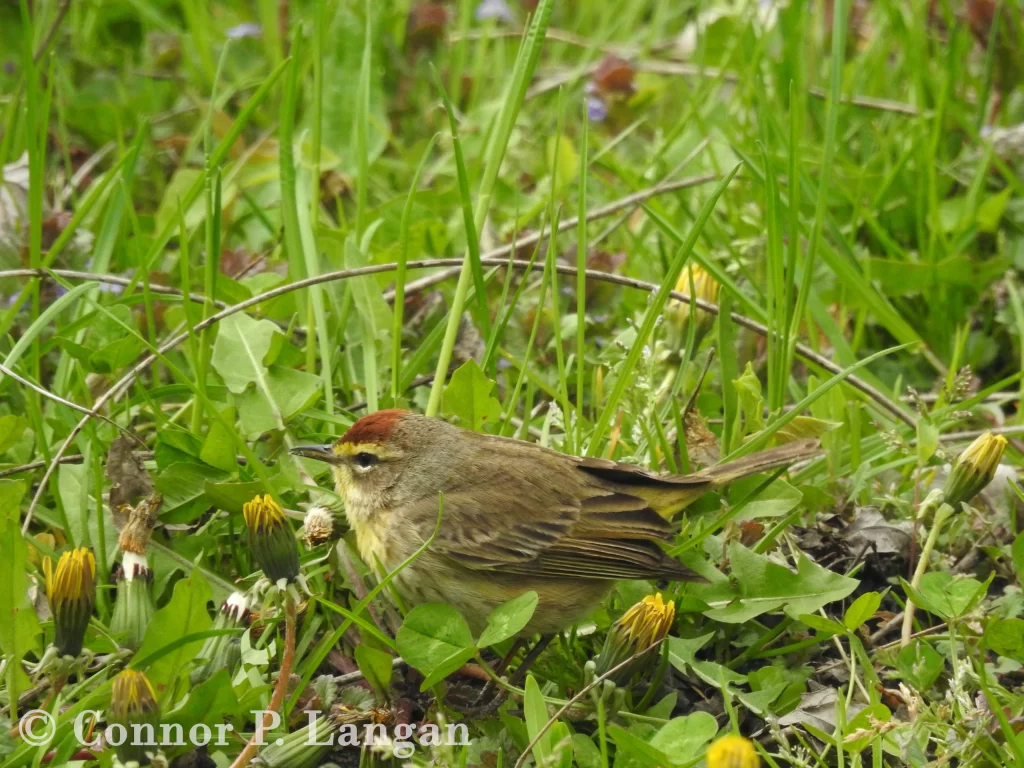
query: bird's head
291 409 455 507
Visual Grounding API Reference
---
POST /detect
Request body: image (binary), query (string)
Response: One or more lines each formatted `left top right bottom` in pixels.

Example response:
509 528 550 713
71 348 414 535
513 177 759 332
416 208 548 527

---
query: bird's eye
353 452 378 470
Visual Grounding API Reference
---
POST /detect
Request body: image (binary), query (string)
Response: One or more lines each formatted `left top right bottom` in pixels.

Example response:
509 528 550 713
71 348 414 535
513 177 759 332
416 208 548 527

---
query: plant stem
901 502 952 647
229 595 297 768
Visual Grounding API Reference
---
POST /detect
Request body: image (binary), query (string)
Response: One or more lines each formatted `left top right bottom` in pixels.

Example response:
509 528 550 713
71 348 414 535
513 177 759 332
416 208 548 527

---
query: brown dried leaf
106 436 153 530
592 55 635 95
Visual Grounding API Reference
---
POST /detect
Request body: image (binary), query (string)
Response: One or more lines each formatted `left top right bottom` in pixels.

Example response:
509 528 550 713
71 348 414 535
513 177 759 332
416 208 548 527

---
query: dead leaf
845 507 912 555
778 686 866 733
106 436 154 529
118 492 163 553
592 54 635 95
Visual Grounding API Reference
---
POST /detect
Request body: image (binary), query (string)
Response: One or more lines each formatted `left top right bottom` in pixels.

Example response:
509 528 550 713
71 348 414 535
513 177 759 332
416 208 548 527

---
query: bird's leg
467 638 525 707
495 638 526 675
446 635 555 719
508 634 554 687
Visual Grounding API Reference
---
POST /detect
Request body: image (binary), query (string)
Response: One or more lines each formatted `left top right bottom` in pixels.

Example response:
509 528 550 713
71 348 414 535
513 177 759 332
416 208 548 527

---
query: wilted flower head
44 548 96 657
593 593 675 684
303 505 336 548
191 591 251 685
943 432 1007 509
706 734 759 768
223 590 250 623
109 669 161 765
243 494 300 583
110 551 155 651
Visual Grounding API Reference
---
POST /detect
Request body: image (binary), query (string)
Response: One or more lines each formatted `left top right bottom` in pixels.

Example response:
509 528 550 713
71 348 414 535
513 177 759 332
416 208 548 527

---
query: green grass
0 0 1023 766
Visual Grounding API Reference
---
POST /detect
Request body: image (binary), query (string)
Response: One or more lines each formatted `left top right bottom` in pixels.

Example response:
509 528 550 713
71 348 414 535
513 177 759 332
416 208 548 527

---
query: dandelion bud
44 548 96 658
243 494 300 584
110 552 155 651
191 591 250 685
257 704 377 768
706 734 759 768
943 432 1007 509
303 505 339 548
668 264 719 348
593 593 675 685
108 669 160 766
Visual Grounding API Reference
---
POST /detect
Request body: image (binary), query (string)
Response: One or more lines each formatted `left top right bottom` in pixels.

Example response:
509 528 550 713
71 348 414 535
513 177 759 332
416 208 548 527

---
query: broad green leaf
200 405 238 472
203 479 267 515
697 543 859 623
395 603 475 690
844 592 881 631
737 681 792 715
799 614 845 636
210 312 281 394
666 633 714 668
733 478 802 520
0 414 28 455
649 712 718 762
775 415 841 443
84 305 143 373
917 419 939 465
524 675 553 765
58 463 91 549
691 659 747 687
442 360 503 432
236 365 320 438
734 362 765 436
136 568 213 698
418 645 476 690
355 644 395 701
89 335 144 373
547 134 579 195
572 733 603 768
548 721 573 768
902 572 992 621
977 187 1013 232
896 639 944 691
478 591 538 648
667 633 744 687
985 618 1024 663
0 480 39 701
155 462 229 524
608 724 672 768
165 668 242 729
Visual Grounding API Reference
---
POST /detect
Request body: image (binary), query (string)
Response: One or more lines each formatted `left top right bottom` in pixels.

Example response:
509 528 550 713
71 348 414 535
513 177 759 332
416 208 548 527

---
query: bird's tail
701 439 821 487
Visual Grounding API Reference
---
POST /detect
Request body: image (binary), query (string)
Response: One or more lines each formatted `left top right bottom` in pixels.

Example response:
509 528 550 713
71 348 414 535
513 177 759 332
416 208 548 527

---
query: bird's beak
290 444 336 463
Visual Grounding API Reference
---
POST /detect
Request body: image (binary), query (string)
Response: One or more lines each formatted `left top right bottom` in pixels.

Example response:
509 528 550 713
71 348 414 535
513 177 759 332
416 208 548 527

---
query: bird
292 409 818 636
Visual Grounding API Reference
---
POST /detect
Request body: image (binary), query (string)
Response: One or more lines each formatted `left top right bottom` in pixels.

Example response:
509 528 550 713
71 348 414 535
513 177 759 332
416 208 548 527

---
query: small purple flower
226 22 262 40
586 95 608 123
97 281 125 295
475 0 515 24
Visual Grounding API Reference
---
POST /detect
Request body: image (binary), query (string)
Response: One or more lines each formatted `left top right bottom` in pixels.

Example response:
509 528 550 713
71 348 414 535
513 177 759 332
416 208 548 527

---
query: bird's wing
405 464 697 581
